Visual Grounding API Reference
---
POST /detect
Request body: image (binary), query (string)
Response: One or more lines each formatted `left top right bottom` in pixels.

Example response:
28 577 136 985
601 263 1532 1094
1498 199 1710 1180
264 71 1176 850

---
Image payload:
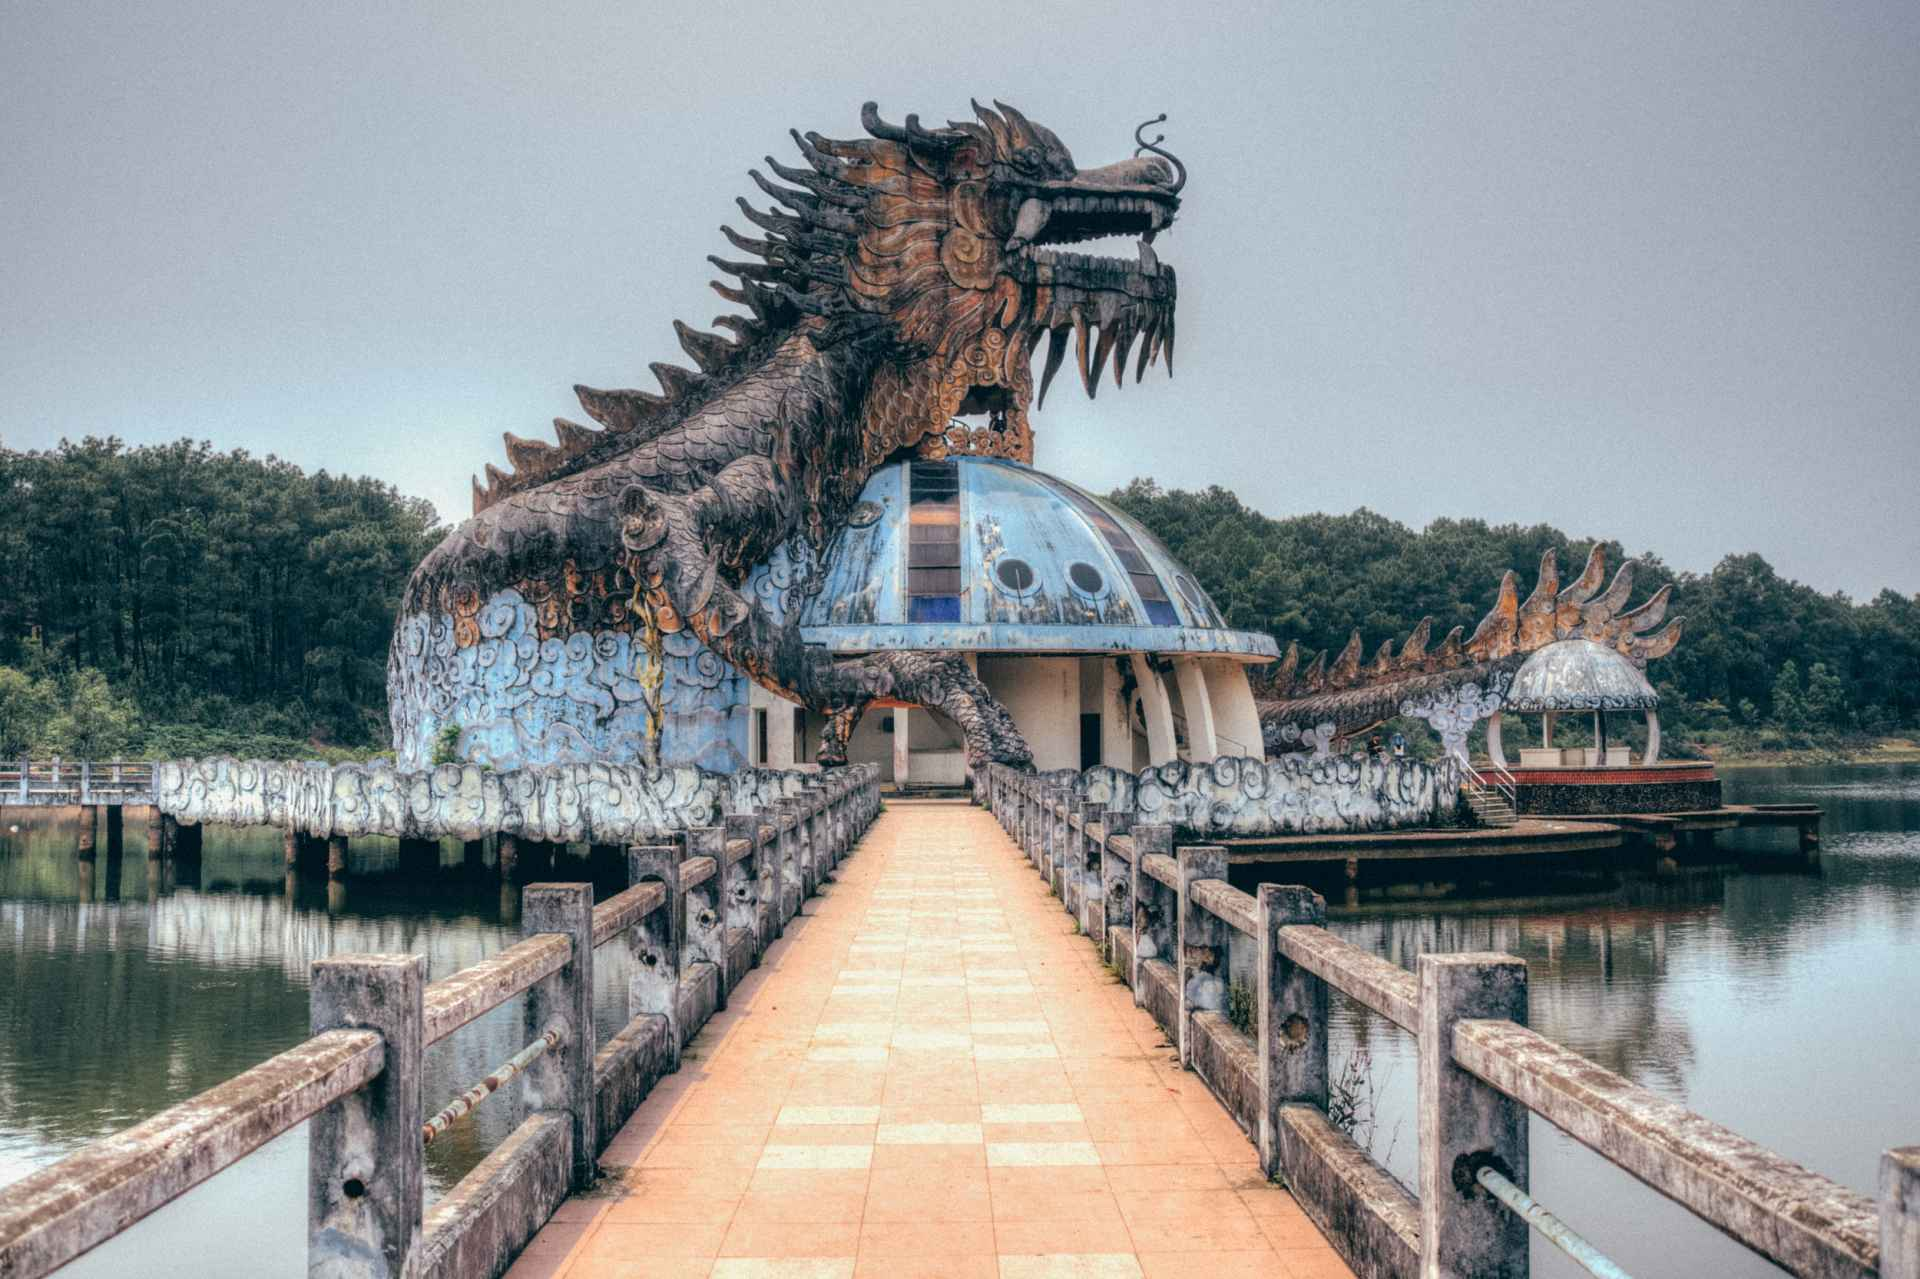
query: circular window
1067 561 1106 596
995 557 1037 596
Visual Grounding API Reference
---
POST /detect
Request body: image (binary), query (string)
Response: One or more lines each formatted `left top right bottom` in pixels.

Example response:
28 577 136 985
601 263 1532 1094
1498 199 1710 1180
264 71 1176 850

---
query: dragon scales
390 100 1184 775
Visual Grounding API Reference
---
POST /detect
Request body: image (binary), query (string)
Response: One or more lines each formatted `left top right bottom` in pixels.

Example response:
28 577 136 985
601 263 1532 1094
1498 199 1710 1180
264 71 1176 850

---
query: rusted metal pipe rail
422 1027 564 1146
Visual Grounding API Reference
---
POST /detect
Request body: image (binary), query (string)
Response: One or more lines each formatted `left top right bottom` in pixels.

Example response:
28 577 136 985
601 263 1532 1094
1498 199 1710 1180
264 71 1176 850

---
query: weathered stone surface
1068 753 1460 836
0 1031 380 1279
152 756 824 842
1273 1103 1420 1279
1188 1009 1260 1141
414 1113 570 1279
1455 1016 1879 1278
591 1015 671 1156
1138 957 1179 1043
422 934 570 1047
1275 924 1418 1033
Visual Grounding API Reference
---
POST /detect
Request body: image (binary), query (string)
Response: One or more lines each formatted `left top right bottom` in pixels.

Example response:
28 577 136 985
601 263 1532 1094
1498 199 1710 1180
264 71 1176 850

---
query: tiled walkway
511 801 1356 1278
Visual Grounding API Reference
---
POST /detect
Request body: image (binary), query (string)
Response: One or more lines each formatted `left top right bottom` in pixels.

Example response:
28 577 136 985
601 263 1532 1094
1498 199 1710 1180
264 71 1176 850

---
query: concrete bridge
0 766 1915 1279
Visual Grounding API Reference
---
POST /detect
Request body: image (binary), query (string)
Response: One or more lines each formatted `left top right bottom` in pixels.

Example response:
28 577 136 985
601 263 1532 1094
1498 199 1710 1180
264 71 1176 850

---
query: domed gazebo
1487 638 1662 769
742 456 1277 785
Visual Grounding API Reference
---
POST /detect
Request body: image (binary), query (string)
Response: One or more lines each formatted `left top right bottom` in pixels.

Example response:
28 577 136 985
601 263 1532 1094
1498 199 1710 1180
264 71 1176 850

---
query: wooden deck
509 802 1356 1278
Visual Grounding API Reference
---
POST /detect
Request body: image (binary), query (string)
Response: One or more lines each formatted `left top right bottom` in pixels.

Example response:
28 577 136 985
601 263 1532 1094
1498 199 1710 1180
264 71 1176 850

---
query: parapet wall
1042 753 1461 837
152 756 822 840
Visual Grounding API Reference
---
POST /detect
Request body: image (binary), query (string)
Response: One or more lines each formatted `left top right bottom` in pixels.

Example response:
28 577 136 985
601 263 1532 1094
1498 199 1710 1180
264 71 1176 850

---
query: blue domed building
741 456 1277 786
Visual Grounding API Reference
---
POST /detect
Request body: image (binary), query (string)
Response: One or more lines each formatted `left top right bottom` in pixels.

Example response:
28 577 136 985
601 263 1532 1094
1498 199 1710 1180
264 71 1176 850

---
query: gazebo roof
1505 639 1658 712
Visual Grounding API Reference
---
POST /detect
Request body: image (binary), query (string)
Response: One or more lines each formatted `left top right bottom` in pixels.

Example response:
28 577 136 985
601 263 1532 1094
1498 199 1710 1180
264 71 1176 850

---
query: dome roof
757 457 1276 660
1505 639 1658 712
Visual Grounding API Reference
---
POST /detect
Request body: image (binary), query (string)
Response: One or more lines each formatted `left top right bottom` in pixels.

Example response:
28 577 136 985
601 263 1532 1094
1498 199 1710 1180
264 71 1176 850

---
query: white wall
977 655 1082 772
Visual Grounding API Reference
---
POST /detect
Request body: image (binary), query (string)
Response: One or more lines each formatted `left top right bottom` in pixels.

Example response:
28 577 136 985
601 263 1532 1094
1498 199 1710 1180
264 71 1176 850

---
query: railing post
521 883 596 1189
774 798 804 923
1418 952 1530 1279
723 813 765 964
1886 1147 1920 1279
1102 808 1133 961
629 844 684 1070
308 953 425 1278
685 827 729 1008
79 761 91 807
1257 885 1329 1178
1175 845 1229 1067
1129 824 1173 1000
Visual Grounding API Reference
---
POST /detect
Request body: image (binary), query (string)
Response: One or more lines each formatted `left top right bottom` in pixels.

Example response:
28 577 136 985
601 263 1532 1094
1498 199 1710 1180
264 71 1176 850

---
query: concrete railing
0 764 881 1279
983 764 1918 1279
0 759 156 806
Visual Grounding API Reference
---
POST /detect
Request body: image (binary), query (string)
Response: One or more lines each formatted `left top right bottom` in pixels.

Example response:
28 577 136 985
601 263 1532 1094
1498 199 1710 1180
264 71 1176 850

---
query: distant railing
0 765 882 1279
0 759 156 806
982 764 1918 1279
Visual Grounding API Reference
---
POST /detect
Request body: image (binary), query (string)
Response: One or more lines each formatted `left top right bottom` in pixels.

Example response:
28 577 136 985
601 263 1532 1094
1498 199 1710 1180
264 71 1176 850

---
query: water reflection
1236 762 1920 1279
0 816 643 1279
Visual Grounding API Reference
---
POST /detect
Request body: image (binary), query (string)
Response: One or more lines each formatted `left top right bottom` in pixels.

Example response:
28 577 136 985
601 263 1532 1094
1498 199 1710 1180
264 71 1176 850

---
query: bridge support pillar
145 809 164 857
308 953 425 1278
327 835 349 879
497 834 520 882
76 805 97 857
1418 952 1530 1279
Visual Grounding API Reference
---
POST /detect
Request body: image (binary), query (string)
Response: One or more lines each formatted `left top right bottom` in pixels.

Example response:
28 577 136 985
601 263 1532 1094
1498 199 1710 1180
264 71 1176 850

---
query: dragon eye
1012 146 1043 172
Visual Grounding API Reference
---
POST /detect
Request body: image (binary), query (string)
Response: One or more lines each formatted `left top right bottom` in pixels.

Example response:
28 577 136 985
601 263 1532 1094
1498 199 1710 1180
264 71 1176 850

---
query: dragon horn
861 101 907 142
1559 545 1607 605
1466 571 1521 660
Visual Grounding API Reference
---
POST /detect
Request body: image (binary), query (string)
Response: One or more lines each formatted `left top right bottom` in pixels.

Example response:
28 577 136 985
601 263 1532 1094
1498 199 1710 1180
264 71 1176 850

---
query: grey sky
4 1 1916 599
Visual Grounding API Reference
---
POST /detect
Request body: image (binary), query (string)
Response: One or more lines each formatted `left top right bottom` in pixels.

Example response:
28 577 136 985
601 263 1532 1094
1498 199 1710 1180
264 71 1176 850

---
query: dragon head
723 98 1183 463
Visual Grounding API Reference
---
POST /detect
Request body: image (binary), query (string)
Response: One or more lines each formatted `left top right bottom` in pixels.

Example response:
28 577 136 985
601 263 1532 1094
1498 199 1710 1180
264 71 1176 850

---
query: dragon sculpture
390 100 1183 774
1254 545 1683 757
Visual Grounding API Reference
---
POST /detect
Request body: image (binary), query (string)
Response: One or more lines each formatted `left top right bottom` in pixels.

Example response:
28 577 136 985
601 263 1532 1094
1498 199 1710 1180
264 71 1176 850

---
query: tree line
0 441 1910 760
1108 480 1920 753
0 437 441 759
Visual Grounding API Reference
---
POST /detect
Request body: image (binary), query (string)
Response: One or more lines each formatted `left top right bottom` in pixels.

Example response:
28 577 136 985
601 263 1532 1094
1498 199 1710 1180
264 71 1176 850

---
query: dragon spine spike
575 385 669 434
1519 547 1559 614
1629 617 1683 662
552 418 599 455
502 432 558 479
1329 630 1363 688
1274 640 1300 693
1367 638 1395 678
1559 545 1607 604
1467 570 1521 660
674 321 736 373
1620 582 1672 633
1399 616 1433 665
1434 625 1465 664
1588 560 1639 623
650 361 704 401
1302 651 1328 693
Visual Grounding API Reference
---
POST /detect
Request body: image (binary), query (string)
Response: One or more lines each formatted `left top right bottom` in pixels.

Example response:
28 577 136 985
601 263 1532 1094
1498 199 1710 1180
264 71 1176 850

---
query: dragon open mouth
1011 188 1179 407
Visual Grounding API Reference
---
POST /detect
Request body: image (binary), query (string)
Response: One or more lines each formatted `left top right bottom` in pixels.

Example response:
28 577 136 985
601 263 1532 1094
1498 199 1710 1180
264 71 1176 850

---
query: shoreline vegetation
2 439 1915 766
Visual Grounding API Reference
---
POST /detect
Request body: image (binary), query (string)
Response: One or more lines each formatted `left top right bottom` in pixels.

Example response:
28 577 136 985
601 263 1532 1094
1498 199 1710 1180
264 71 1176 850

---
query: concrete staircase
1463 781 1518 828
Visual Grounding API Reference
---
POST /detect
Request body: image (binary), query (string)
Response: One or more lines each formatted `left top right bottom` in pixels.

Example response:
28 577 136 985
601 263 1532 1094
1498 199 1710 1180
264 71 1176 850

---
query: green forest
0 438 441 760
1109 480 1920 756
0 439 1914 761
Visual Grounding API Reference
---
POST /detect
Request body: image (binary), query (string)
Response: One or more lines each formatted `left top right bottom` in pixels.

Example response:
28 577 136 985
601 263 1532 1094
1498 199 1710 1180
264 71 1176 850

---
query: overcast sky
4 1 1915 599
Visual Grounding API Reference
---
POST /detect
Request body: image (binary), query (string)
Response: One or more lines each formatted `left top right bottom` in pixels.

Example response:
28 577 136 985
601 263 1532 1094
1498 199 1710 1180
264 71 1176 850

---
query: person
1367 734 1383 758
1391 733 1407 760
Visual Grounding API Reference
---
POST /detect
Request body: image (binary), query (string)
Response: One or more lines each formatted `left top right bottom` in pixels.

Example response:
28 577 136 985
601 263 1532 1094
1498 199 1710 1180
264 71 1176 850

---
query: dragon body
390 101 1183 774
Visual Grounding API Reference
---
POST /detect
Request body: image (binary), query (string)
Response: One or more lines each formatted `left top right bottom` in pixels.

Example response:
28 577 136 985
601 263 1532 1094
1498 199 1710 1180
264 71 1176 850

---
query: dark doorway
1080 713 1102 769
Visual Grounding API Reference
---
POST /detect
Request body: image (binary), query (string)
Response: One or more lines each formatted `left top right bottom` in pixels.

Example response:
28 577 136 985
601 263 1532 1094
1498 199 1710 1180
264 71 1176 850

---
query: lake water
2 764 1916 1276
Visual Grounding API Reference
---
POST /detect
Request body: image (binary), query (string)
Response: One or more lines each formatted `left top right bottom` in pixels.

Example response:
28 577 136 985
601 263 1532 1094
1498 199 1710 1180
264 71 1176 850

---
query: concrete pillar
1418 952 1530 1279
1100 660 1133 769
1257 885 1329 1177
684 827 729 1008
891 707 911 786
1102 809 1134 958
308 953 425 1278
724 813 768 960
1175 846 1229 1067
284 827 301 869
1884 1146 1920 1279
327 835 350 880
521 883 596 1190
1174 658 1219 763
76 805 97 857
497 834 520 882
1129 824 1174 1004
629 844 684 1068
1130 654 1178 765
